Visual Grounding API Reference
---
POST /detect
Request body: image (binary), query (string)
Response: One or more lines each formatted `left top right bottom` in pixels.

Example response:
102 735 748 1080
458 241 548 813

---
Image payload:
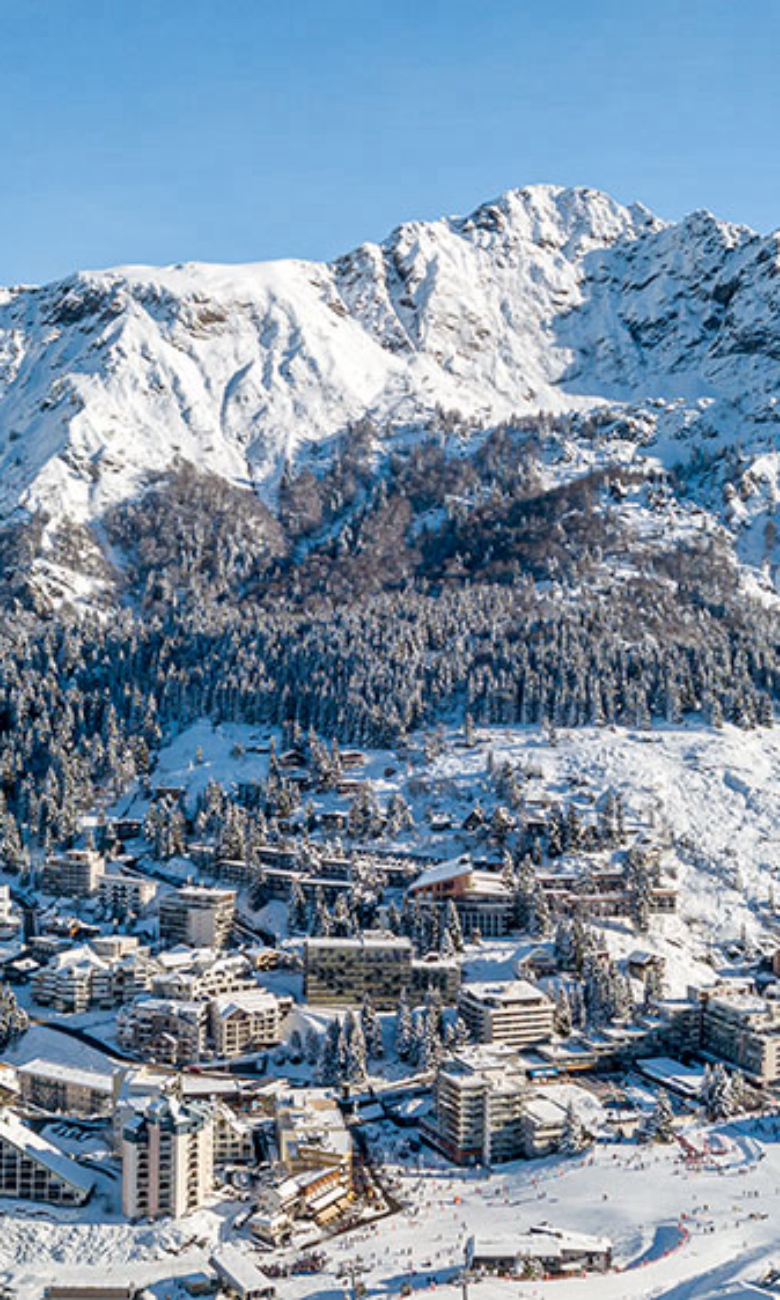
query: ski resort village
0 718 778 1300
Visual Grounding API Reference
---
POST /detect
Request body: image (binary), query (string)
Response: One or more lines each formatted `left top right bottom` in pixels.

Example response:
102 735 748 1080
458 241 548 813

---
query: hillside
1 184 780 603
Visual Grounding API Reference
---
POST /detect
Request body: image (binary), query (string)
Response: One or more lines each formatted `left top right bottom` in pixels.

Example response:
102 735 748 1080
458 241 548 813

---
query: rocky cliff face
2 183 780 601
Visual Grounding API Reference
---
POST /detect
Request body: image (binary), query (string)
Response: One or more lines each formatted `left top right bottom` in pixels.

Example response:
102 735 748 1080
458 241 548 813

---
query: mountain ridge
2 183 780 604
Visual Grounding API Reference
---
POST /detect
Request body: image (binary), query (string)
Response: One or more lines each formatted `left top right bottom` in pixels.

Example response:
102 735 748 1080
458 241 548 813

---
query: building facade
458 980 555 1049
304 934 413 1009
209 989 291 1057
17 1059 115 1116
41 850 105 898
158 886 236 950
122 1094 214 1219
0 1109 94 1205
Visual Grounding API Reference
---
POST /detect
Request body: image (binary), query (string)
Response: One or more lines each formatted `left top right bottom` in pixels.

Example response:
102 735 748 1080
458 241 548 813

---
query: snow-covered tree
646 1089 674 1142
560 1102 590 1155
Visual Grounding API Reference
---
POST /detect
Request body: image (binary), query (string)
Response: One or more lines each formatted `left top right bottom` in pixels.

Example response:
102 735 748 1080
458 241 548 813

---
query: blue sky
1 0 778 283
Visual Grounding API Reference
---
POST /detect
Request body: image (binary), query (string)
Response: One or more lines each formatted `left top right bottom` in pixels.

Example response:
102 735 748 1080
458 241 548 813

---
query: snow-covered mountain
0 185 775 519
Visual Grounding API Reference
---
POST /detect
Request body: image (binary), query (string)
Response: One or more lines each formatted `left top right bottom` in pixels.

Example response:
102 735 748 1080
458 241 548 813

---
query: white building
41 849 104 898
151 949 252 1002
0 885 21 938
458 980 555 1049
159 886 236 950
210 988 291 1057
31 942 156 1013
466 1226 612 1276
99 871 157 914
429 1047 599 1165
701 988 780 1084
117 997 208 1065
121 1093 214 1219
17 1059 115 1116
32 945 111 1013
211 1244 271 1300
0 1108 94 1205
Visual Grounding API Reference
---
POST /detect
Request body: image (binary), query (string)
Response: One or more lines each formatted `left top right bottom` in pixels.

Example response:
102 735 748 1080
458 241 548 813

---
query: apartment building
536 866 678 920
274 1092 353 1190
0 1109 94 1205
0 885 20 939
411 954 462 1004
41 849 105 898
700 988 780 1084
121 1094 214 1219
213 1103 256 1166
117 998 208 1066
430 1047 528 1164
426 1046 598 1166
304 933 413 1009
458 980 555 1049
32 945 112 1013
32 942 156 1013
99 871 157 914
210 988 291 1057
17 1059 115 1117
151 950 252 1003
158 886 236 950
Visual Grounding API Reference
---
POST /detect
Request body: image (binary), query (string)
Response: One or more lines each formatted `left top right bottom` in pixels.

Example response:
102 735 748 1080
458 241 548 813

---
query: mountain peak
0 184 777 572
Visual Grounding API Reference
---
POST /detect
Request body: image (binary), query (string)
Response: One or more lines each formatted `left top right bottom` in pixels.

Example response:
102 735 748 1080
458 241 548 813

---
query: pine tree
288 878 308 932
701 1062 735 1121
395 993 414 1061
342 1010 367 1084
560 1102 589 1155
361 998 384 1059
554 919 576 971
554 987 573 1036
304 1027 320 1065
0 984 27 1048
642 963 665 1009
319 1018 342 1084
528 882 551 937
444 899 465 952
647 1089 674 1142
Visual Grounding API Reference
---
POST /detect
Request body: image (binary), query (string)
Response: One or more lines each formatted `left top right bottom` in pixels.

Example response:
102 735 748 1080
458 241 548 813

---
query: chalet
211 1245 275 1300
429 814 454 832
517 947 559 979
152 786 186 803
466 1226 612 1277
408 859 514 937
627 950 666 980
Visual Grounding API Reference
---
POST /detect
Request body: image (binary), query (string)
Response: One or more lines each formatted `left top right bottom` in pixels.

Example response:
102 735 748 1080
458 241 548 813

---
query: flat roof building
304 933 413 1009
458 980 555 1049
159 886 236 951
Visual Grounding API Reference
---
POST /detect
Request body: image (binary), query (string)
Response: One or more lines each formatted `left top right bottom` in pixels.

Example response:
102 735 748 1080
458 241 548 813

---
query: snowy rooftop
461 978 551 1005
305 931 412 950
0 1109 95 1194
212 1243 272 1293
469 1224 612 1259
17 1058 115 1093
637 1057 707 1098
409 858 474 891
211 987 282 1018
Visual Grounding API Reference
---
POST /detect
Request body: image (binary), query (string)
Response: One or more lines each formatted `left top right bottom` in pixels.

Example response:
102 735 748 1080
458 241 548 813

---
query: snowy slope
2 184 780 544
